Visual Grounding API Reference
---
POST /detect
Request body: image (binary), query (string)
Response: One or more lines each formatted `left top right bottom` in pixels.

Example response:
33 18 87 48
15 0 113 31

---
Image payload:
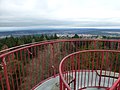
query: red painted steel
0 39 119 90
59 50 120 90
109 77 120 90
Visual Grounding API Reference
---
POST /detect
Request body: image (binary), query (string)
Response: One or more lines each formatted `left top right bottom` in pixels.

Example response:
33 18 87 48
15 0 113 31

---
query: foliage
0 34 59 51
72 34 79 38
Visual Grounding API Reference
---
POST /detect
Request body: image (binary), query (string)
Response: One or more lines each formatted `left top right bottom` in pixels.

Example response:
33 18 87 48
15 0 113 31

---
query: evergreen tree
72 34 79 38
54 33 58 39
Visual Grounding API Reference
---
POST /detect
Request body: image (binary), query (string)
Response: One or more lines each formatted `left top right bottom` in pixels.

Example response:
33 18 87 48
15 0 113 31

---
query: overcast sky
0 0 120 29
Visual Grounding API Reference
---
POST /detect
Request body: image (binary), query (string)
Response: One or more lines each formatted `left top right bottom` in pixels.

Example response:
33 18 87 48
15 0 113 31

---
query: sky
0 0 120 30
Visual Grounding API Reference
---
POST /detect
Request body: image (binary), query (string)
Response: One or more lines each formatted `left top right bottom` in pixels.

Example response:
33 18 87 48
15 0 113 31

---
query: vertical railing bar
47 44 50 78
2 57 10 90
107 51 112 87
66 44 68 85
37 46 41 83
81 53 83 88
69 56 71 88
74 56 76 90
66 58 68 84
16 51 22 90
106 51 110 88
49 44 52 77
10 54 15 90
103 52 107 87
34 46 38 85
44 45 47 79
35 46 39 84
51 43 54 76
48 44 51 77
1 77 5 90
95 52 97 86
71 55 74 87
66 61 68 88
38 46 42 84
20 50 26 90
41 45 44 80
63 42 65 57
67 58 69 88
83 53 85 87
84 52 86 88
52 43 55 76
55 43 58 74
87 52 90 87
24 49 27 90
12 53 19 90
112 52 115 85
77 53 80 89
27 48 33 87
60 76 62 90
26 48 31 90
98 51 104 87
63 60 65 87
112 52 118 85
103 52 108 87
91 52 94 87
108 52 114 87
30 47 34 87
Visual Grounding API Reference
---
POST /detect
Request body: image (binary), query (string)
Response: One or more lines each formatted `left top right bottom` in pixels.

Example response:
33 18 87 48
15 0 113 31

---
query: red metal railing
109 77 120 90
59 50 120 90
0 39 120 90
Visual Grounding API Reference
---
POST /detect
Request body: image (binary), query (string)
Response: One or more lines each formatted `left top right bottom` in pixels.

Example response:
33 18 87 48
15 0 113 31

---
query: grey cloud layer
0 0 120 28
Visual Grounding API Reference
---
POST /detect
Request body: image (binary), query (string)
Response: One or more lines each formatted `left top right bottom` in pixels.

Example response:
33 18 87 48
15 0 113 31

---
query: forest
0 34 59 51
0 33 85 51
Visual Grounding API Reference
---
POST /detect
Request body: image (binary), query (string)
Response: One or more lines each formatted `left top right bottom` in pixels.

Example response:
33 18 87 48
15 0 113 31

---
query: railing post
50 43 56 77
109 77 120 90
60 76 62 90
98 52 104 88
52 65 55 77
74 70 76 90
2 57 10 90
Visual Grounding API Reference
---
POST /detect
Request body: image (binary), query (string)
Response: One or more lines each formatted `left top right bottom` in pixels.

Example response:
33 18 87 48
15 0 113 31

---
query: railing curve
59 50 120 90
109 77 120 90
0 39 120 90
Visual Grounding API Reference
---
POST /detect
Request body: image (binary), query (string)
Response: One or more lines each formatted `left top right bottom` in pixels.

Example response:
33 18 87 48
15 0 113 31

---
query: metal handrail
0 39 54 54
0 39 120 58
59 50 120 90
0 39 120 90
0 39 120 53
109 77 120 90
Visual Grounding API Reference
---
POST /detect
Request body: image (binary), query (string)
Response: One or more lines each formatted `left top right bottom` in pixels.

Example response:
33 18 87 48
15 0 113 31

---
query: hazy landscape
0 28 120 38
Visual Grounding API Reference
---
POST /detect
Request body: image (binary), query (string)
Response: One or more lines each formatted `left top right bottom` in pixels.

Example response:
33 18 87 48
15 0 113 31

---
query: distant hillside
0 28 120 37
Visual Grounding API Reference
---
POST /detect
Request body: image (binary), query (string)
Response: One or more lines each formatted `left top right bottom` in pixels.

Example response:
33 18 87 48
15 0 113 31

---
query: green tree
54 33 58 39
72 34 79 38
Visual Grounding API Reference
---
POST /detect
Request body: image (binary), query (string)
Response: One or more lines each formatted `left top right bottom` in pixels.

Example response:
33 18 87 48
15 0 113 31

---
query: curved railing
0 39 120 90
59 50 120 90
109 77 120 90
0 40 53 55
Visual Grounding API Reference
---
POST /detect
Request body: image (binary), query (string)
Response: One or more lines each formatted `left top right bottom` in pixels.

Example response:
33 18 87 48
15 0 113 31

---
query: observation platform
0 39 119 90
35 71 118 90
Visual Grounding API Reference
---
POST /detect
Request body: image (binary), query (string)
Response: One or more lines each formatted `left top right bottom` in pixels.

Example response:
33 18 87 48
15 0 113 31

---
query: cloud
0 0 120 28
1 0 120 18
